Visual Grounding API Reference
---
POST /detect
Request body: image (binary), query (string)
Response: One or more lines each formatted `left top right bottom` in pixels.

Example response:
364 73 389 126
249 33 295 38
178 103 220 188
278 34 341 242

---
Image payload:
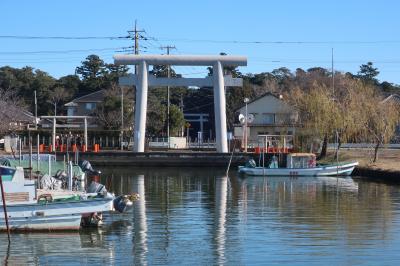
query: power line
0 35 129 40
153 38 400 45
2 34 400 45
0 47 130 55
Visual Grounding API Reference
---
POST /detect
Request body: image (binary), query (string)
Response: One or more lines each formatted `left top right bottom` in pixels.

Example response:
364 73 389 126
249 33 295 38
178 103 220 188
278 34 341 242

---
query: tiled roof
0 104 34 123
382 94 400 104
64 90 105 106
235 92 283 112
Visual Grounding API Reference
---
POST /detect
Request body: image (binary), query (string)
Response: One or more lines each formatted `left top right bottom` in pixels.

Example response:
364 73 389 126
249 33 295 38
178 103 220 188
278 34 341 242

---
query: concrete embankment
353 167 400 182
57 151 250 167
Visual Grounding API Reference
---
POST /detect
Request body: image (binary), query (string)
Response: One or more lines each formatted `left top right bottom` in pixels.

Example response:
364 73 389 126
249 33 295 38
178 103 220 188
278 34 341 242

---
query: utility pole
244 98 249 153
180 93 184 136
160 45 176 146
127 20 144 150
128 20 145 74
121 87 124 150
331 48 335 96
34 90 37 130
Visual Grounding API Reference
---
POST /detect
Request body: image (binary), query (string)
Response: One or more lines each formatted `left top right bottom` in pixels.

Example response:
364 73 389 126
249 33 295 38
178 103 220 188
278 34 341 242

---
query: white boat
238 153 358 176
0 165 134 231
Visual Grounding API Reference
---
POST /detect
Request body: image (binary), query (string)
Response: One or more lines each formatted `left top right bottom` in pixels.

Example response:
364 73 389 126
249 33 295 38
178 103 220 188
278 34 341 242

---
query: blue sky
1 0 399 83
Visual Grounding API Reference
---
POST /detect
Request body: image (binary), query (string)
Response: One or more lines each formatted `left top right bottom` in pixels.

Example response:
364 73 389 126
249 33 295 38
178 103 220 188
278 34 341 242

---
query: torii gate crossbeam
114 54 247 153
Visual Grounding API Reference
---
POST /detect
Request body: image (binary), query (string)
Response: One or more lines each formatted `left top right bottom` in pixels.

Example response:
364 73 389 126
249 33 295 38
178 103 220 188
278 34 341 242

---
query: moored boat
238 153 358 176
0 165 135 231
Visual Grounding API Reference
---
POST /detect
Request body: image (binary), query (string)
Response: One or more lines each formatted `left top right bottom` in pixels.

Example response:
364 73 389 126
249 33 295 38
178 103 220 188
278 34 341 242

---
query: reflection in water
3 241 10 266
2 167 400 265
215 176 228 265
0 231 115 264
316 176 359 192
132 174 148 265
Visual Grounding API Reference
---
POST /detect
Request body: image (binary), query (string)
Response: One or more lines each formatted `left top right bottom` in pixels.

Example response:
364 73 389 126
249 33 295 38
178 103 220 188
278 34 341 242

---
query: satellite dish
247 114 255 123
239 114 245 125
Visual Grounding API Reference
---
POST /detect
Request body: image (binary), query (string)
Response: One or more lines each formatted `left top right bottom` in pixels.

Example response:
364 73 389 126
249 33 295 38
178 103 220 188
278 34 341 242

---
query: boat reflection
0 230 115 265
316 176 359 192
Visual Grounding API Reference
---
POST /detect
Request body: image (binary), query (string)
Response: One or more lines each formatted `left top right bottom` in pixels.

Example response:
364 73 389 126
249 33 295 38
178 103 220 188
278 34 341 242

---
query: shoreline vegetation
320 148 400 171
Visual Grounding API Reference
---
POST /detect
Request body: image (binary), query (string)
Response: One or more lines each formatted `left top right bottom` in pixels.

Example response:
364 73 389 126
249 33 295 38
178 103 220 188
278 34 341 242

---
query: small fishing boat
238 153 358 176
0 165 135 231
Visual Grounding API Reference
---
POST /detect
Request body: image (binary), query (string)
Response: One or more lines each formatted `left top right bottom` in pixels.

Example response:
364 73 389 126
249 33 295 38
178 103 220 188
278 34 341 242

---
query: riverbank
322 148 400 181
57 150 250 167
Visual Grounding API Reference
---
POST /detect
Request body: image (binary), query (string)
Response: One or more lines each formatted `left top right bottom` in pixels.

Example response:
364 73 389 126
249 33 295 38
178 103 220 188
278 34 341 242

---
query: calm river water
2 167 400 265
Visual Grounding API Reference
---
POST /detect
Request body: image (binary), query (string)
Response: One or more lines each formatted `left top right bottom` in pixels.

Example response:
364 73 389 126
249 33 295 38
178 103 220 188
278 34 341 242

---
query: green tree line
1 55 399 159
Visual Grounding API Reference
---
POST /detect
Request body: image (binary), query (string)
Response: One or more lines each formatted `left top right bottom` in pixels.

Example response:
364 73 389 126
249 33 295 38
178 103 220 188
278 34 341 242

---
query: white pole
37 134 40 172
68 161 73 190
245 101 248 153
52 118 56 151
121 87 124 151
213 61 228 153
19 138 22 165
48 155 51 176
84 118 88 152
133 61 149 152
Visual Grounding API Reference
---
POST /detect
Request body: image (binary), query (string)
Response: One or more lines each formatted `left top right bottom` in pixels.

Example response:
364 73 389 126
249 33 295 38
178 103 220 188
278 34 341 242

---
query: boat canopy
0 158 83 177
286 153 316 169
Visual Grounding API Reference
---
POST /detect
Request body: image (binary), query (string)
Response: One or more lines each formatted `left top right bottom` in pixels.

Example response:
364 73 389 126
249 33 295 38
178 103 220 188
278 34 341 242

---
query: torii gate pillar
114 54 247 153
135 61 149 153
213 61 228 153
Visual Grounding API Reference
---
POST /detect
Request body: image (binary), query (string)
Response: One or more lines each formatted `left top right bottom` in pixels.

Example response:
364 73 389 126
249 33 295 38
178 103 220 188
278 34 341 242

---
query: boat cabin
0 166 36 204
286 153 316 169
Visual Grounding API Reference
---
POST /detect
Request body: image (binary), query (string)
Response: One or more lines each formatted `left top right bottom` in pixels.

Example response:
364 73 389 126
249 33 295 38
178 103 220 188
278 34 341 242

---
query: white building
234 93 299 145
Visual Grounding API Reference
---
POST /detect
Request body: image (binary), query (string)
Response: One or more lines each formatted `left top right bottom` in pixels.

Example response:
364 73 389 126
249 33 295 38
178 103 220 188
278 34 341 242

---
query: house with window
64 90 106 128
234 93 299 145
65 90 105 117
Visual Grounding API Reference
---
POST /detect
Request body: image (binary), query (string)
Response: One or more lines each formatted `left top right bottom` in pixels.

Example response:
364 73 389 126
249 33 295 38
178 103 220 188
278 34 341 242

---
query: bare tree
93 84 134 130
0 88 28 135
48 86 69 115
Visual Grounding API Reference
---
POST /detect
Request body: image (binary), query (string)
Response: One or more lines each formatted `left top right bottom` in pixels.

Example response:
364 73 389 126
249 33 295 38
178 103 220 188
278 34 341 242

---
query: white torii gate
114 54 247 153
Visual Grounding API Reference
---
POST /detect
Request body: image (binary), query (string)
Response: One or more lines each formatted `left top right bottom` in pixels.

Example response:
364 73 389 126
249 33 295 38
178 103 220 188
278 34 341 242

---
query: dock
56 151 250 167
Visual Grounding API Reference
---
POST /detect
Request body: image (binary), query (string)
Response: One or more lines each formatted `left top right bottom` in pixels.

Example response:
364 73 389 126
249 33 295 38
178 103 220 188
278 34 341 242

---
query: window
263 113 274 124
85 103 96 110
67 107 75 116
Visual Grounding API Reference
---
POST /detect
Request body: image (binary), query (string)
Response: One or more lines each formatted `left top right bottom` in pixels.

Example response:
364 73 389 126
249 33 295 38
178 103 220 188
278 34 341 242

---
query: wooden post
0 174 11 242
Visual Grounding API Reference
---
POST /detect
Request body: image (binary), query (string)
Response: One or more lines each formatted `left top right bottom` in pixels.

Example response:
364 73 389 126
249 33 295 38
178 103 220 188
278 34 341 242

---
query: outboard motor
80 160 101 175
245 159 257 168
80 160 101 183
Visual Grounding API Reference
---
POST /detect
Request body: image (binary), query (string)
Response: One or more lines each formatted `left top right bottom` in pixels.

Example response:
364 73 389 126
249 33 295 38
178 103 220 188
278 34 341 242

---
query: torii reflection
215 176 228 265
132 175 148 265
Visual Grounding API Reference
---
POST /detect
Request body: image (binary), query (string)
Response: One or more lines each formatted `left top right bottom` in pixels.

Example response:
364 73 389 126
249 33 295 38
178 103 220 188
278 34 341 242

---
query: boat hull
238 162 358 176
0 198 114 231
